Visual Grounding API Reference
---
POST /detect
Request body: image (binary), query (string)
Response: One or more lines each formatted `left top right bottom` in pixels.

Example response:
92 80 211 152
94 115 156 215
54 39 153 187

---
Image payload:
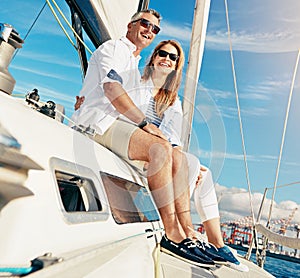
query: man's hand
74 96 85 111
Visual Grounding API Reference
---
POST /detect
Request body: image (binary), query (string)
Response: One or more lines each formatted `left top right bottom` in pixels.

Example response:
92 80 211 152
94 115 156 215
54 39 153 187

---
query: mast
138 0 150 11
181 0 211 151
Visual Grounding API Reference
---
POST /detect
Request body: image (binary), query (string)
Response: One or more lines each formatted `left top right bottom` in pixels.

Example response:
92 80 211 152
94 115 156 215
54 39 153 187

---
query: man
71 9 214 267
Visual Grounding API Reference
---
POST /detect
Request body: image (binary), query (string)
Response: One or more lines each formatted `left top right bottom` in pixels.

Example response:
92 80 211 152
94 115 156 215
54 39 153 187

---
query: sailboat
0 0 277 277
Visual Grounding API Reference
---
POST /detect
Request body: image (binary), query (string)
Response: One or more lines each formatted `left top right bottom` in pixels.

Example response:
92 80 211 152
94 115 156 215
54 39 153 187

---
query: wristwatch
137 118 150 129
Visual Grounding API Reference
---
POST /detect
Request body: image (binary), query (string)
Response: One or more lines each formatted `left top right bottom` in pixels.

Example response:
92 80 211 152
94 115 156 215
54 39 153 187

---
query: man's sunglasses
131 18 160 35
156 49 179 62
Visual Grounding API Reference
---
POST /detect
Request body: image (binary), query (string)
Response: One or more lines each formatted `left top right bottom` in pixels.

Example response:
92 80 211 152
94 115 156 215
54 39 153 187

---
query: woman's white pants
185 152 219 222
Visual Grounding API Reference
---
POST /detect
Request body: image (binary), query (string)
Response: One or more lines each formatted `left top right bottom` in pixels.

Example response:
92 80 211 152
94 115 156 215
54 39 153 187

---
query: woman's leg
185 152 223 245
185 153 249 271
185 152 220 223
203 217 224 248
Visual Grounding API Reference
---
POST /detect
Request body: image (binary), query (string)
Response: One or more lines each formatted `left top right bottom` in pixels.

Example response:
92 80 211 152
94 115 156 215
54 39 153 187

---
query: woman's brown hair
142 40 184 117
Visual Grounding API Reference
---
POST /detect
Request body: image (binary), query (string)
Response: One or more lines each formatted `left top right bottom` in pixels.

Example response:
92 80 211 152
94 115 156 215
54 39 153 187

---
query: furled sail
68 0 149 46
90 0 142 39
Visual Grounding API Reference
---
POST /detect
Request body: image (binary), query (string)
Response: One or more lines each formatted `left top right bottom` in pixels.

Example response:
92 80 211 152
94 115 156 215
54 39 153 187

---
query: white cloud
158 2 300 55
11 64 80 83
191 182 300 240
206 30 300 53
195 77 298 120
160 21 192 42
215 184 300 223
16 51 80 68
197 84 232 101
205 0 300 53
244 79 293 98
193 148 287 165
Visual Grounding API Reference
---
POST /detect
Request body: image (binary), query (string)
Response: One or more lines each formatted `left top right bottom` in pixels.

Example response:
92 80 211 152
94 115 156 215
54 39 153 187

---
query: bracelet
137 118 150 129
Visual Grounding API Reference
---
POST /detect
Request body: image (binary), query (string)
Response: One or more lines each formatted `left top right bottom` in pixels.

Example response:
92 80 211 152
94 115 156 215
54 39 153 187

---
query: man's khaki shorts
93 119 145 173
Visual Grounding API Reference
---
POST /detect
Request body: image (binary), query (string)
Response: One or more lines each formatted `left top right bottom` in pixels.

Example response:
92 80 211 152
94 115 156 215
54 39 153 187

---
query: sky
1 0 299 227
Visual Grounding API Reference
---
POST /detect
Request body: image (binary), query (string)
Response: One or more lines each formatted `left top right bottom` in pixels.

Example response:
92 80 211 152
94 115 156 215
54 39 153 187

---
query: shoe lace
183 240 197 249
193 239 204 249
188 226 209 244
187 226 219 251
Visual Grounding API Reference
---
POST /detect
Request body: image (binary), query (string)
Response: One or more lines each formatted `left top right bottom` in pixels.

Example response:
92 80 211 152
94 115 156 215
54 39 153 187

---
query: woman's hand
195 166 207 187
143 123 167 140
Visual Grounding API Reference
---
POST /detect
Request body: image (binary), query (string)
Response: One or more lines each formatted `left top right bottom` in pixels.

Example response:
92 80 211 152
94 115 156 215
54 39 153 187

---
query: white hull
0 92 157 273
0 91 274 277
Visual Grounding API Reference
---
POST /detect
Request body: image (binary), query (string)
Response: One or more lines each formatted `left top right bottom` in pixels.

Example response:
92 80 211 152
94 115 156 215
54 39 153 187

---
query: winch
0 23 24 94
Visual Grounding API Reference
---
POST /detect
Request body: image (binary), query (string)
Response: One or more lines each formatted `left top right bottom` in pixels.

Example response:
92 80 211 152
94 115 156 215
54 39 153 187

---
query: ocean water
263 257 300 278
238 250 300 278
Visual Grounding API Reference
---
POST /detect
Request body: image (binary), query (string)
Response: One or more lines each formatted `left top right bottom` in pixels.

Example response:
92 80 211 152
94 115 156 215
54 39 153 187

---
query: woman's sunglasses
131 18 160 35
156 49 179 62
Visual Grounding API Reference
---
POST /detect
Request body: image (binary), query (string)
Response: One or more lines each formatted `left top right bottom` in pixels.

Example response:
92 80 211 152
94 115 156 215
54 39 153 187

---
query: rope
46 0 93 55
153 242 161 278
266 48 300 227
45 0 77 50
53 107 85 132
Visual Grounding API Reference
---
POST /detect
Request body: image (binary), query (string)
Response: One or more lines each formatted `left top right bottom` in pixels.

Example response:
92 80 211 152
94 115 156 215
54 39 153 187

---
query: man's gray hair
131 9 162 23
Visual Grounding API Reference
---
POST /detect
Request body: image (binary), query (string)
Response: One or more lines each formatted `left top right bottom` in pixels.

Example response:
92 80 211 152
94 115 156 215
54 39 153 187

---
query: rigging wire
223 0 256 222
257 52 300 266
267 48 300 227
12 2 47 60
223 0 265 262
266 180 300 190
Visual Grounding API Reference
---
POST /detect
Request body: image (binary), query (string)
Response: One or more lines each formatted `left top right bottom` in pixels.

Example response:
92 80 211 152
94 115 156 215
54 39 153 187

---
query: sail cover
256 224 300 249
67 0 149 46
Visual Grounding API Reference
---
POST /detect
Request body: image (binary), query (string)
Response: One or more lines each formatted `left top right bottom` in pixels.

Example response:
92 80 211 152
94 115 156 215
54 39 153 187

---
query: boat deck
21 239 274 278
160 252 274 277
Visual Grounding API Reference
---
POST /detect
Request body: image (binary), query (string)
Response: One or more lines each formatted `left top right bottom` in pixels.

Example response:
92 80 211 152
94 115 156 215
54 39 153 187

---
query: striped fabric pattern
145 97 162 127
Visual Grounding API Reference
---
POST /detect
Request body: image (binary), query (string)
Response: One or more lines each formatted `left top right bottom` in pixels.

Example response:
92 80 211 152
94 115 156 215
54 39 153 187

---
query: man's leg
171 148 196 239
128 128 186 243
95 122 215 266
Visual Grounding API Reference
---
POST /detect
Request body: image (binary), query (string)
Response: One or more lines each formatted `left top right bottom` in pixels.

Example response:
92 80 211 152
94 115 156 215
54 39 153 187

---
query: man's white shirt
71 37 141 135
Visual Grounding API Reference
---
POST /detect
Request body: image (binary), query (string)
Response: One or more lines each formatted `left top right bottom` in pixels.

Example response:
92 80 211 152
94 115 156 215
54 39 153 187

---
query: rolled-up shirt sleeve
97 40 130 89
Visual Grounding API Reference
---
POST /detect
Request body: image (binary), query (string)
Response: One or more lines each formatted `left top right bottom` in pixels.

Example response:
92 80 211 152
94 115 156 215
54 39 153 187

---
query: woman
136 39 248 272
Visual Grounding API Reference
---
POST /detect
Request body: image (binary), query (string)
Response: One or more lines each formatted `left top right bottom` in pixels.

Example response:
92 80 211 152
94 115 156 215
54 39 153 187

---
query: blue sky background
1 0 299 224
